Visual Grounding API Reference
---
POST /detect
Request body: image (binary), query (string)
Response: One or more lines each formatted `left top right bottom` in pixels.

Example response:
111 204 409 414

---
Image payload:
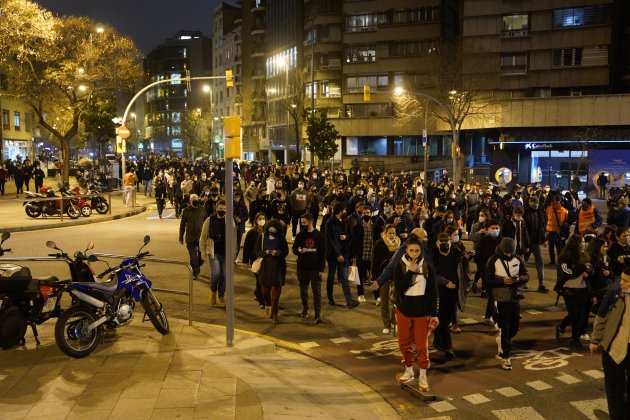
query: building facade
0 73 36 162
462 0 630 193
142 31 212 156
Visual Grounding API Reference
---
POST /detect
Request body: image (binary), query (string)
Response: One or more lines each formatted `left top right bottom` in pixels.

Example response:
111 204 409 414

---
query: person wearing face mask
243 213 267 309
325 202 359 308
486 238 529 370
233 192 249 263
179 193 207 280
465 186 480 236
572 197 603 236
204 186 221 216
254 219 289 323
290 181 311 239
392 236 439 392
154 175 168 219
387 202 415 241
474 220 502 322
372 224 401 333
523 196 548 292
444 226 473 333
200 200 230 307
293 213 326 324
545 194 569 265
501 206 530 260
348 185 367 215
608 228 630 282
375 199 394 231
424 206 447 246
607 197 630 231
589 268 630 420
271 191 292 235
351 206 382 304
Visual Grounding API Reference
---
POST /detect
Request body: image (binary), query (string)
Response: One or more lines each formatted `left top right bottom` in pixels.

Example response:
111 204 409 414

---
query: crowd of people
120 156 629 415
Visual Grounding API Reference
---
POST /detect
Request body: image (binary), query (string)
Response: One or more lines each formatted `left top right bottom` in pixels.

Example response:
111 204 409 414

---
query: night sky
36 0 230 53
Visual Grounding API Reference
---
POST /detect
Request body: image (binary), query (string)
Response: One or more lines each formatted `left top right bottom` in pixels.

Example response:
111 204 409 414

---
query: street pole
0 93 4 161
225 157 234 347
423 105 428 182
310 40 315 168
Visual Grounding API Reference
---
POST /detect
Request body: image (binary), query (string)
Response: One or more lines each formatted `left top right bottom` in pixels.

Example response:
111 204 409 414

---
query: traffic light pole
225 158 235 347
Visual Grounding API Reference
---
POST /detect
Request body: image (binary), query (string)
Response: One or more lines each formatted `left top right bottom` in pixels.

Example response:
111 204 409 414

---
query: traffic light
225 69 233 87
363 85 371 102
223 116 241 159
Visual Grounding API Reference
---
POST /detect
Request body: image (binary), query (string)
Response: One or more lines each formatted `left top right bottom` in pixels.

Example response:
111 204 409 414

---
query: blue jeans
210 254 226 298
186 242 200 276
326 257 354 304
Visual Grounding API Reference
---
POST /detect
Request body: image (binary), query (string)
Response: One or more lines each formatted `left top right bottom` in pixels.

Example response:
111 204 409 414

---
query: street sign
116 125 131 139
422 128 427 146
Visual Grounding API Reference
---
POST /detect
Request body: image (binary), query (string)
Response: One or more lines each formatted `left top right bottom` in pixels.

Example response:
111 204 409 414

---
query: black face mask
439 243 450 253
191 200 199 207
362 215 372 222
217 210 226 217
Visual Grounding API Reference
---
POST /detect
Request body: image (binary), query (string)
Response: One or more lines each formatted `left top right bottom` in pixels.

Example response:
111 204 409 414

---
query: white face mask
478 216 486 223
452 236 460 244
257 219 266 227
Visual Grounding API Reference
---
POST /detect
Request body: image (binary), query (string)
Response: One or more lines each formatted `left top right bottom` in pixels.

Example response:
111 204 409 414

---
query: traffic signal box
225 69 234 87
363 85 371 102
223 116 241 159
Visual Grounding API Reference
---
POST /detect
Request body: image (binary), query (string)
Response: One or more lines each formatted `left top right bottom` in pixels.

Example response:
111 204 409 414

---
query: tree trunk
61 136 71 184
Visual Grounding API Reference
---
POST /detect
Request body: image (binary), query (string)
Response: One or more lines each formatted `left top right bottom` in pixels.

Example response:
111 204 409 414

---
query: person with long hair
393 235 439 391
243 212 267 309
608 228 630 283
254 219 289 323
584 237 612 315
371 224 401 334
555 234 592 346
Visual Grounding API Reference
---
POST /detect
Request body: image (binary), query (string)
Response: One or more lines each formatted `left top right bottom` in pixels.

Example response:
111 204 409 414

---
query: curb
2 205 148 233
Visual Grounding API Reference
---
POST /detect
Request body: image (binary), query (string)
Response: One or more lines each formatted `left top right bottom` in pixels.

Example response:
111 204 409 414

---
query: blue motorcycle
53 235 169 358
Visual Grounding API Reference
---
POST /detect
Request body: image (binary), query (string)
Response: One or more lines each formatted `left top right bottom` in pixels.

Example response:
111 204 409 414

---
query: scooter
85 183 110 214
23 186 81 219
54 236 169 358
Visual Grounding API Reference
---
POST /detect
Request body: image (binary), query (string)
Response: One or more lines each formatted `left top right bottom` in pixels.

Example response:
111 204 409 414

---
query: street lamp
394 88 460 183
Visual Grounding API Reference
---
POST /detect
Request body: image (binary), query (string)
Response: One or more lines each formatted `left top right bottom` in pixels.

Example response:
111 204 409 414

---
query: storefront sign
524 143 553 150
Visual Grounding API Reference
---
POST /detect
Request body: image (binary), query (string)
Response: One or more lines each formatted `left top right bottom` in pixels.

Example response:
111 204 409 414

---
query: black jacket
485 252 529 303
501 218 530 254
351 221 382 260
325 216 351 259
394 259 438 318
523 207 546 245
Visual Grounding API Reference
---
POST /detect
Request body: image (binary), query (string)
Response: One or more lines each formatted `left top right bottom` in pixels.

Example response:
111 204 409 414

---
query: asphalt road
1 208 610 419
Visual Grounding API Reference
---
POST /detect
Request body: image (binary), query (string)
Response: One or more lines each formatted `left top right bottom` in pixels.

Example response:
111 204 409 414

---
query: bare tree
276 68 307 163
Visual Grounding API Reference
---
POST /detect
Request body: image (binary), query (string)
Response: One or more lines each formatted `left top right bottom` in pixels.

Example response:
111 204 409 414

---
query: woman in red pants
394 235 439 392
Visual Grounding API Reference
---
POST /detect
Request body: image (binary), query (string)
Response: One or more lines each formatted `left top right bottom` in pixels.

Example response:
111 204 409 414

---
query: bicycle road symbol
510 347 584 370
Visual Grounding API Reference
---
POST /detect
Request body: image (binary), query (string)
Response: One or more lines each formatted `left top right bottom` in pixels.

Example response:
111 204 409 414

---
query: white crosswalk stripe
526 380 552 391
493 387 522 397
569 398 608 419
330 337 350 344
429 401 457 413
492 406 545 419
359 332 378 339
299 341 320 348
556 373 582 384
525 309 543 315
582 369 605 379
463 393 491 404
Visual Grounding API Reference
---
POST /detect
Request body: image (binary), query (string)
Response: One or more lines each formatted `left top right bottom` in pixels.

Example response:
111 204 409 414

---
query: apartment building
143 31 212 155
462 0 630 192
0 73 36 161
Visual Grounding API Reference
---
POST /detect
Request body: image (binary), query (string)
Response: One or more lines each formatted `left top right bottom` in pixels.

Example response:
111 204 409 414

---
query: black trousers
496 301 520 358
297 269 322 318
291 209 306 237
602 347 630 420
434 289 457 351
559 292 589 340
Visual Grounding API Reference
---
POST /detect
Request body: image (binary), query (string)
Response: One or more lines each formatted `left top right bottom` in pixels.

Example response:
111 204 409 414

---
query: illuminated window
13 112 20 130
502 14 529 37
552 6 610 28
170 73 181 85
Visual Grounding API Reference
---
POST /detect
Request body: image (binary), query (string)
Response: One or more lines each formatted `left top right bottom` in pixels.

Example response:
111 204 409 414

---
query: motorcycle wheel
0 306 27 349
66 204 80 219
141 289 169 335
54 305 101 358
80 205 92 217
25 205 42 218
95 200 109 214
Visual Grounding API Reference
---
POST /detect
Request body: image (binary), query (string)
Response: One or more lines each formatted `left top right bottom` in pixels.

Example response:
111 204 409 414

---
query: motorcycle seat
76 281 118 293
33 276 60 285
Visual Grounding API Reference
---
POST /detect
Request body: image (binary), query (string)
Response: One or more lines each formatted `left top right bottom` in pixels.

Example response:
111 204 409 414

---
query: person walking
289 180 310 239
596 172 609 200
233 191 249 262
589 267 630 420
325 202 359 309
142 166 153 197
0 164 7 196
179 194 206 279
393 235 439 392
372 224 401 334
243 212 267 309
200 199 229 307
154 175 168 219
13 163 24 197
122 168 138 206
292 212 326 324
584 237 612 315
254 219 289 323
351 205 382 303
554 234 592 347
545 194 569 265
32 163 45 193
485 237 529 370
524 196 548 292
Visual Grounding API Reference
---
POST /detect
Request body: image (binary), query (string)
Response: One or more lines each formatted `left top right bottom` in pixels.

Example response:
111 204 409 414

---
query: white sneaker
382 328 390 334
580 334 591 341
483 317 495 326
375 297 381 306
397 369 414 384
358 295 366 303
501 358 512 370
234 258 240 263
418 368 429 392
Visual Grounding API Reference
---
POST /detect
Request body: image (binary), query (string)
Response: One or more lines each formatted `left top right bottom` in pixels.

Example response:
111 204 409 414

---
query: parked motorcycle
0 233 63 348
23 186 81 219
85 183 110 214
54 235 169 358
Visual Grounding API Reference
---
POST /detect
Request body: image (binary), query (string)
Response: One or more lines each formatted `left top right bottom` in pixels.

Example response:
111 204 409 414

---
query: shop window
345 137 387 156
501 52 528 74
393 137 422 156
502 14 529 37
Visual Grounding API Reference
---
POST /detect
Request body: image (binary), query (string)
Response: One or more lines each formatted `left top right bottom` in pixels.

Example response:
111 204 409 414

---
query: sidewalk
0 318 398 420
0 177 154 233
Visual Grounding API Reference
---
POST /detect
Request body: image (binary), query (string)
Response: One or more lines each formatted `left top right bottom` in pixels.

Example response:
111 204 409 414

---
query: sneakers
346 300 360 309
480 290 487 298
215 297 226 308
358 295 366 303
555 325 565 342
375 297 381 306
209 291 217 306
265 306 271 316
538 285 549 293
328 299 337 306
501 358 512 370
444 350 456 361
450 325 462 334
580 334 591 341
382 327 390 334
483 317 495 326
314 317 323 325
418 369 429 392
397 368 414 384
234 258 240 263
300 309 309 318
